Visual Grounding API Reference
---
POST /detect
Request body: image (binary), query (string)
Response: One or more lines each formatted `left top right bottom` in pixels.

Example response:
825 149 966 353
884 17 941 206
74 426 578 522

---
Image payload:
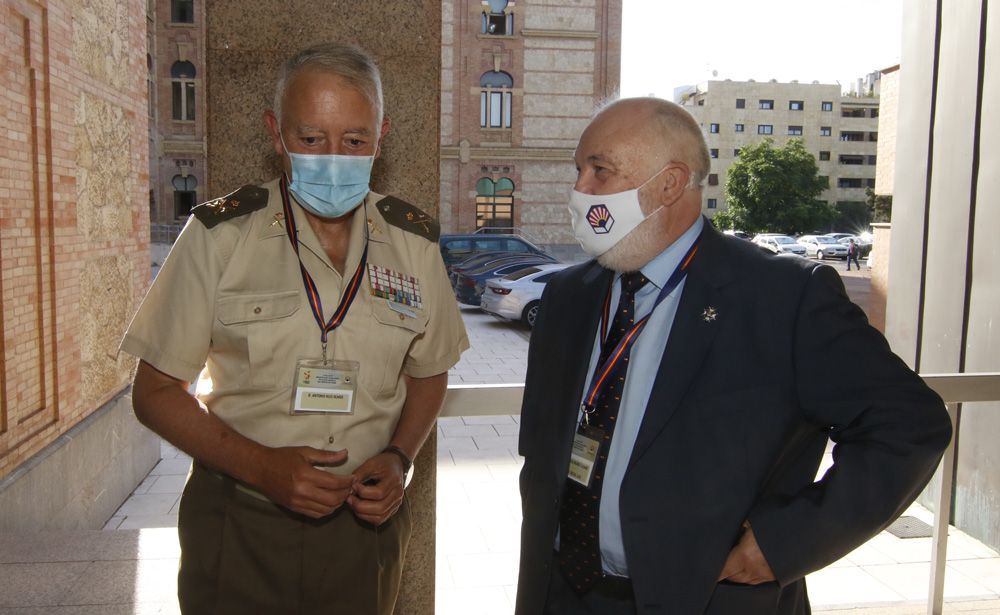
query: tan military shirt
121 178 469 474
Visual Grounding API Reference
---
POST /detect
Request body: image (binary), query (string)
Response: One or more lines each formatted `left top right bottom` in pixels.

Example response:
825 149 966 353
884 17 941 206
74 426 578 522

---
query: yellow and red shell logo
586 204 614 234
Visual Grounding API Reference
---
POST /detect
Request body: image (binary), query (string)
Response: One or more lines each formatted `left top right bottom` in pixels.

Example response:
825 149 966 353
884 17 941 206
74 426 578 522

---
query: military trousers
176 463 412 615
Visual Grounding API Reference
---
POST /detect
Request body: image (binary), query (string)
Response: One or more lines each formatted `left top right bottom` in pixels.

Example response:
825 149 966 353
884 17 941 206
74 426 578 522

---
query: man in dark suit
515 98 951 615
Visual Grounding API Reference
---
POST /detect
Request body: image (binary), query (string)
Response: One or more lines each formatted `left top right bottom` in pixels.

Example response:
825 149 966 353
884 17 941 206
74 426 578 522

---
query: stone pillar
868 223 890 334
203 4 441 613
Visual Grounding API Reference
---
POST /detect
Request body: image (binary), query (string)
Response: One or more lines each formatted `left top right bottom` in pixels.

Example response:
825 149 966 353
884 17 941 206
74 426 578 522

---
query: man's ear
263 111 284 156
656 162 692 207
375 116 392 158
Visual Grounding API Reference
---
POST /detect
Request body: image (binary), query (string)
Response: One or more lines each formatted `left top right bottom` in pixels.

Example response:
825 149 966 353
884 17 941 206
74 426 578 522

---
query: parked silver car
480 263 571 328
799 235 848 260
752 234 807 256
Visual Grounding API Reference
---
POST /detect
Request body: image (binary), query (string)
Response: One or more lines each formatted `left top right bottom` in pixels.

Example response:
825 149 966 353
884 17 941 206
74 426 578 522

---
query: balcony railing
440 373 1000 614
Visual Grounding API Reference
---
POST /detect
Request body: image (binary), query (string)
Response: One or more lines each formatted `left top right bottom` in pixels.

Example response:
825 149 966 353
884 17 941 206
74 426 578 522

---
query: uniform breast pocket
216 290 301 389
366 302 428 396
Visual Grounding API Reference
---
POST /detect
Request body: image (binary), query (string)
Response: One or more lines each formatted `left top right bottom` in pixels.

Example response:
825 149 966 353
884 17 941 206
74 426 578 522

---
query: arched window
171 0 194 23
480 71 513 129
171 61 196 121
172 174 198 218
482 0 513 35
475 177 514 230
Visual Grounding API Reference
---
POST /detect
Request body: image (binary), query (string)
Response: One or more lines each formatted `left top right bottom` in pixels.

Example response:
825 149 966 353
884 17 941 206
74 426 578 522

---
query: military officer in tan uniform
121 43 468 614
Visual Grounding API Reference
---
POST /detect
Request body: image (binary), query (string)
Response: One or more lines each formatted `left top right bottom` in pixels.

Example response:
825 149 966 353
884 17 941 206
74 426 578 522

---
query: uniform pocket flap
217 290 300 325
371 299 428 334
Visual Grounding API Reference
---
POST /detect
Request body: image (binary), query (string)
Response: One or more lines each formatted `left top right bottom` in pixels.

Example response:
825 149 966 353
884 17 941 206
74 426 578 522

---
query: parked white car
480 263 572 328
753 235 807 256
798 235 848 260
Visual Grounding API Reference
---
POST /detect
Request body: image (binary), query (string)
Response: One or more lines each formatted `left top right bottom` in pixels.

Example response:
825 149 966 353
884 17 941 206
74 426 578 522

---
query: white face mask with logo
567 165 669 257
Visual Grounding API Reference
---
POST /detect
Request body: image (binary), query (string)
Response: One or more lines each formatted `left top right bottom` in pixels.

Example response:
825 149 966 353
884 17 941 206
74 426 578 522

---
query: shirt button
253 306 262 314
328 436 335 444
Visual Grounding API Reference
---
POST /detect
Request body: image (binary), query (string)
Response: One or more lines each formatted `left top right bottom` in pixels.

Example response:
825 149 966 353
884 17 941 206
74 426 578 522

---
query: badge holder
290 357 359 415
567 424 604 488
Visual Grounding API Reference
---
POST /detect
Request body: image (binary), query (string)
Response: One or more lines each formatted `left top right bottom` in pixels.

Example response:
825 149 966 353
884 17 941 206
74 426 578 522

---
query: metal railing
920 373 1000 615
440 373 1000 614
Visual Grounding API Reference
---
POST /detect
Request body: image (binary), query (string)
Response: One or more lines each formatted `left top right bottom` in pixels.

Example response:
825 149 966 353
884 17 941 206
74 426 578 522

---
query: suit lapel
629 221 734 465
552 262 612 447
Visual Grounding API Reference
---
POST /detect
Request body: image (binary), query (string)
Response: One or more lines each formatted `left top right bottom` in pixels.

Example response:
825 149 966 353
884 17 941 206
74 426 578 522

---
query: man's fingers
717 552 740 582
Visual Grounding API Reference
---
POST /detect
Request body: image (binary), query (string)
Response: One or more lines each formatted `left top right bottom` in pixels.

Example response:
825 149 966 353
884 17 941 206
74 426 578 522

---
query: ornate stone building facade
147 0 208 242
440 0 622 253
0 0 157 529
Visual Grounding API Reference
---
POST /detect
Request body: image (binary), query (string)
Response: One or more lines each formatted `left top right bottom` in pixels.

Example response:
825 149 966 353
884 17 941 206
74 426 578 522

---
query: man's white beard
596 213 662 272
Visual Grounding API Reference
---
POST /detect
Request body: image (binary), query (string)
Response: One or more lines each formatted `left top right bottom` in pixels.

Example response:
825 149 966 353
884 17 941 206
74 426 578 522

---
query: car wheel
522 301 540 329
818 250 825 260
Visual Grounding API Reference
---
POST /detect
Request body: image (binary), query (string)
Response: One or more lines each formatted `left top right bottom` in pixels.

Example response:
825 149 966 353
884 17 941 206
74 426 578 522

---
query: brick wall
0 0 148 480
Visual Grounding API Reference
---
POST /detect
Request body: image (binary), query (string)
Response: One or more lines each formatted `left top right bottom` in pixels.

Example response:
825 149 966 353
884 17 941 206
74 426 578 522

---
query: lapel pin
701 306 718 322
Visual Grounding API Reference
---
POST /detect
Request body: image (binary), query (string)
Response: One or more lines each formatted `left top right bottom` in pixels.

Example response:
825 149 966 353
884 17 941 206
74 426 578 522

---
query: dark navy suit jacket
515 221 951 615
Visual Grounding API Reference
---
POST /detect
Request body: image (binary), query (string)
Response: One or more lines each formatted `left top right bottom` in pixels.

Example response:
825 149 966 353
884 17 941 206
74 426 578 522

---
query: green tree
722 139 835 234
834 201 871 232
865 187 893 223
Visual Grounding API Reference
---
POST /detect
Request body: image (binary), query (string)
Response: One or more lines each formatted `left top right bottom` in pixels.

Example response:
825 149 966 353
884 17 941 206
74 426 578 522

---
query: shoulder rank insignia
376 196 440 242
192 185 269 229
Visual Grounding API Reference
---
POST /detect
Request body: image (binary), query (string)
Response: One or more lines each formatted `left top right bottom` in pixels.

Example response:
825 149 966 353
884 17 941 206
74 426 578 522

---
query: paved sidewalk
6 268 997 614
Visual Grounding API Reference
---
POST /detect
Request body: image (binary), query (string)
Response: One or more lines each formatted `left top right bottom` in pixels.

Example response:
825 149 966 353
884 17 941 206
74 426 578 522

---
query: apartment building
440 0 622 252
680 78 880 216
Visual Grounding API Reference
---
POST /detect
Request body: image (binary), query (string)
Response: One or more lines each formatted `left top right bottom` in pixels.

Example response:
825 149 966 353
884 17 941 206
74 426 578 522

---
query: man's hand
254 446 354 519
347 452 406 526
717 523 776 585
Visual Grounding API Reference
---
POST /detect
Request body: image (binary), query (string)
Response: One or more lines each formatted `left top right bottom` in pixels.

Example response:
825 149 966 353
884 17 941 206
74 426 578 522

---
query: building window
787 125 803 135
789 100 804 111
840 130 864 141
482 0 513 35
821 101 833 111
839 154 865 165
735 98 745 109
480 71 513 128
734 123 744 133
710 148 719 159
820 126 832 137
759 99 774 110
709 123 719 133
171 61 196 121
734 148 741 157
707 198 718 209
758 124 773 135
475 177 514 229
708 174 719 186
838 177 865 189
172 174 198 217
870 108 880 118
171 0 194 23
819 151 830 161
867 155 878 165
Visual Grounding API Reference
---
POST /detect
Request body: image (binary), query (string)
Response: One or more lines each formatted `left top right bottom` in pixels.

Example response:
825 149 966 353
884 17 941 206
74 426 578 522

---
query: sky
620 0 904 99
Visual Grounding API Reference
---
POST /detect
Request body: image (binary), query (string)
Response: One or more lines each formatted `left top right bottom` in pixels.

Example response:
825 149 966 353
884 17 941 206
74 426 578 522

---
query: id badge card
567 426 604 488
290 359 359 415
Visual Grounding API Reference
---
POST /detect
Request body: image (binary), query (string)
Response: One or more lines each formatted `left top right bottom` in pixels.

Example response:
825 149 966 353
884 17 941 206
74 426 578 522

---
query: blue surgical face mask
281 134 375 219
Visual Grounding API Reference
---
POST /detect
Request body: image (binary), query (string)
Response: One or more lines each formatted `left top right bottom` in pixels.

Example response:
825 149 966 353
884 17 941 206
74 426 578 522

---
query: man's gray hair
273 43 384 123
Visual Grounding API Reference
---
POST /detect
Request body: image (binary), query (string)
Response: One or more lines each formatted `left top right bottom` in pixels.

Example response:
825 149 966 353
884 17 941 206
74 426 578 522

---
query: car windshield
816 237 837 244
774 236 796 244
